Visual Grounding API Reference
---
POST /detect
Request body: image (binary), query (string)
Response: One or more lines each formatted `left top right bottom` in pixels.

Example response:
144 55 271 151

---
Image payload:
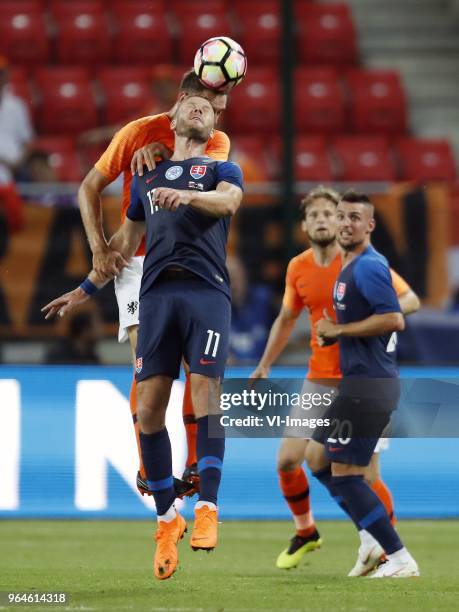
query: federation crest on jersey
135 357 143 373
336 282 346 301
190 165 207 180
165 165 183 180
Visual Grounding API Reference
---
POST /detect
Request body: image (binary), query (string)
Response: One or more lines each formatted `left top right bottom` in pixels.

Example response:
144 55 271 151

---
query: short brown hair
340 189 372 205
179 69 213 94
300 185 340 217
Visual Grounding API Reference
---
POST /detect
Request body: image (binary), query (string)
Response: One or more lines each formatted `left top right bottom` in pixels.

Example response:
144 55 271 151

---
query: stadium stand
0 1 49 66
331 135 397 181
294 67 346 134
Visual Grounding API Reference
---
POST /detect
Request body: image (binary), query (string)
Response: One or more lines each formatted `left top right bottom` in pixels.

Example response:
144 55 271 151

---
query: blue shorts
312 394 395 466
135 275 231 381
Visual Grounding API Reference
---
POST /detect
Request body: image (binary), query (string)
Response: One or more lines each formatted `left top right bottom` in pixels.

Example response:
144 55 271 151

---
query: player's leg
135 285 187 580
276 438 321 569
114 258 147 494
137 375 187 580
366 443 396 525
182 281 231 551
181 361 199 493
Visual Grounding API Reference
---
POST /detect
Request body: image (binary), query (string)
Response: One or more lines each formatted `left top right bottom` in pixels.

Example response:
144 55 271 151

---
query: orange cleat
154 513 187 580
190 505 218 551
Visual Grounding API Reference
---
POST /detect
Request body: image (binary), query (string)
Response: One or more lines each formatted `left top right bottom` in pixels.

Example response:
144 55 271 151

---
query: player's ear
210 128 215 138
368 217 376 234
178 92 188 102
301 219 307 233
170 118 177 130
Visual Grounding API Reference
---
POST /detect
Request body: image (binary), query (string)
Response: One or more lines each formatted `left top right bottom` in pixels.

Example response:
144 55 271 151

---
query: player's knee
190 373 220 419
277 456 301 472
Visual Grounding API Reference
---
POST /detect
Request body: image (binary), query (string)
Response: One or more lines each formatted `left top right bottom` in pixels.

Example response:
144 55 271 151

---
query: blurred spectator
78 65 180 148
227 255 275 363
45 311 101 365
16 150 57 184
0 55 34 232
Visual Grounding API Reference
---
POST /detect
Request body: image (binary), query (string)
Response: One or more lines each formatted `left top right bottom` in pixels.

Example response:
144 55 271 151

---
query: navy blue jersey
334 245 401 378
126 156 243 299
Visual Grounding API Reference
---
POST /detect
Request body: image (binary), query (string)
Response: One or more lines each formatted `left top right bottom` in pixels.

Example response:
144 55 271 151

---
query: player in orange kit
78 70 230 497
250 186 420 571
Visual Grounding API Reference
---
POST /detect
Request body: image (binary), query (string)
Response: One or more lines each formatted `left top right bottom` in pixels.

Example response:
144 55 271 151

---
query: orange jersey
95 113 231 256
282 248 412 379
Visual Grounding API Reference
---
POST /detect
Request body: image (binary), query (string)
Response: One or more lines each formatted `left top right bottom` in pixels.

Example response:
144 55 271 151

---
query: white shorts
114 256 144 343
374 437 389 453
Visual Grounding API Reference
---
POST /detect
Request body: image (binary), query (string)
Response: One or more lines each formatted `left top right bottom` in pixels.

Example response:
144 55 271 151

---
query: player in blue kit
42 95 244 580
307 190 420 578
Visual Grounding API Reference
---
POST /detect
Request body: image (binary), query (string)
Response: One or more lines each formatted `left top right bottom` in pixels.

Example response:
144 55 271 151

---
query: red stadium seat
171 2 234 65
346 70 407 135
294 68 346 134
8 68 33 109
112 1 172 65
331 136 396 181
0 1 49 66
52 1 111 65
225 68 280 135
397 138 457 182
294 136 334 181
98 67 159 124
233 1 281 65
296 3 358 66
31 136 83 182
35 68 98 135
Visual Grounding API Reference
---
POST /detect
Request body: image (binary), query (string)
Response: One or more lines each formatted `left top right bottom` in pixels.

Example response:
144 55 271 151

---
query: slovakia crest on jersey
190 165 207 180
336 282 346 301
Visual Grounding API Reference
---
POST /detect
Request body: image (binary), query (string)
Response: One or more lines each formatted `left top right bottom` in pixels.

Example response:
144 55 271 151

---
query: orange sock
371 478 396 525
129 377 146 479
278 466 316 537
182 373 197 467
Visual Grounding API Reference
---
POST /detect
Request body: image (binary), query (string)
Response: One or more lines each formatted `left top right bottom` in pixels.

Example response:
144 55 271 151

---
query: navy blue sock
139 428 175 516
312 466 360 527
332 475 403 554
196 415 225 505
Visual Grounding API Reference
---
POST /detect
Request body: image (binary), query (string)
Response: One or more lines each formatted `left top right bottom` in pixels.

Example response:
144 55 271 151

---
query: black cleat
136 471 195 499
181 462 200 496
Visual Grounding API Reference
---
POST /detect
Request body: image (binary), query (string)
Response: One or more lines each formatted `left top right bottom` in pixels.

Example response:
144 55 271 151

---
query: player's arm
250 306 300 378
390 268 421 315
41 218 145 320
154 161 244 217
78 166 129 277
316 258 405 340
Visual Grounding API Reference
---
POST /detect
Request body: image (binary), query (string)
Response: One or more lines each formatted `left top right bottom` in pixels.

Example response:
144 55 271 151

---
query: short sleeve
216 161 244 190
282 259 303 314
389 268 411 297
126 175 145 221
355 257 401 314
206 130 230 161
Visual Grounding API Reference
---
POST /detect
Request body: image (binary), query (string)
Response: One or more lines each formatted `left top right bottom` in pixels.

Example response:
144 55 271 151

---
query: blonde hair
300 185 340 217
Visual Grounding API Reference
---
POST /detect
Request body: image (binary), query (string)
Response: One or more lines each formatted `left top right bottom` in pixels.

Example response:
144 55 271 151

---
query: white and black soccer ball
194 36 247 92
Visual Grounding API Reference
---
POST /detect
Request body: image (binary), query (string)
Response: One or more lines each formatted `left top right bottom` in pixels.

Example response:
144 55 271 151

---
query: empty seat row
0 1 358 67
232 136 457 183
31 134 457 183
9 66 408 136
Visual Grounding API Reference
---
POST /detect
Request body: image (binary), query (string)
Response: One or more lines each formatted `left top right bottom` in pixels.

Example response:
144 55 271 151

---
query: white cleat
348 542 385 577
369 556 420 578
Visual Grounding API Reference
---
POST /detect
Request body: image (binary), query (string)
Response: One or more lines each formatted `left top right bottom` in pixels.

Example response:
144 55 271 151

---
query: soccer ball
194 36 247 92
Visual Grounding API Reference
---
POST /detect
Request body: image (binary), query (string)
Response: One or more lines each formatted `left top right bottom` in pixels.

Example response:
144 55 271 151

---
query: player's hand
41 287 89 320
93 246 128 278
316 309 340 343
249 365 270 379
154 188 188 212
131 142 171 176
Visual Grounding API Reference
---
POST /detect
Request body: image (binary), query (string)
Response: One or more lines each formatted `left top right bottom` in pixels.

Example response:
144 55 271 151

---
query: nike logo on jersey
200 358 216 365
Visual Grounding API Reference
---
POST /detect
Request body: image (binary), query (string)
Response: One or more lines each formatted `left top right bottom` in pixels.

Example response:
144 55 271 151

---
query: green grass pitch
1 520 458 611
